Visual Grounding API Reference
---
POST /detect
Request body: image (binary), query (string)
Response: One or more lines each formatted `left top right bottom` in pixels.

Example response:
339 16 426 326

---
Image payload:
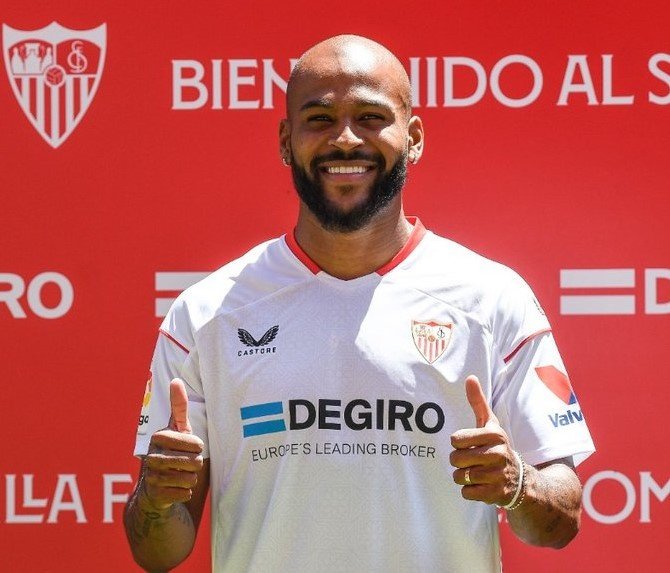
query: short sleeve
133 325 209 457
490 273 595 467
493 333 595 466
491 271 551 360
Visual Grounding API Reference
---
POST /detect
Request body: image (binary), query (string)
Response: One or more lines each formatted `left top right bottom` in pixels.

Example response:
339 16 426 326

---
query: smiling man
125 35 595 572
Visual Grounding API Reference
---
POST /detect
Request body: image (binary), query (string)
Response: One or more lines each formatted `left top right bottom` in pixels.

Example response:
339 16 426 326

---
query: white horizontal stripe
560 295 635 315
560 269 634 289
155 297 176 318
155 272 209 291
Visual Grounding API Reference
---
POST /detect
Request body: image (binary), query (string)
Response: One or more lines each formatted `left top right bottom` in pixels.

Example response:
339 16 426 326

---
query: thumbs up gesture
450 375 521 507
142 379 204 510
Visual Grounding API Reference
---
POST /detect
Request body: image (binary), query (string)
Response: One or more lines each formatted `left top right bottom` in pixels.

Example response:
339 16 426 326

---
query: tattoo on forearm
126 499 193 547
127 505 163 544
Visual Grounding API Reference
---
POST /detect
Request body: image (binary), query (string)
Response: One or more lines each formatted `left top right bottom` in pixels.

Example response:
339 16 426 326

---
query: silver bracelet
498 450 525 510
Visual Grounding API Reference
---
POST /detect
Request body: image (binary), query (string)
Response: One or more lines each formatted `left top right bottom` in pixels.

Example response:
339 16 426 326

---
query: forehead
287 47 408 114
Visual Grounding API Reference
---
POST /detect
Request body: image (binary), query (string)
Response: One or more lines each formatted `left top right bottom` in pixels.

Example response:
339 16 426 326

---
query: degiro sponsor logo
240 399 446 438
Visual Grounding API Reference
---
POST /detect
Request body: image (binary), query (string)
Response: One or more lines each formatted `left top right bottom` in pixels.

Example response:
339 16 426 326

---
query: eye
306 114 332 122
360 113 385 121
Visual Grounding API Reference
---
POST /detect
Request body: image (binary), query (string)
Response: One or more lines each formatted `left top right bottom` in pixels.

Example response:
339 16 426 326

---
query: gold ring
464 468 472 485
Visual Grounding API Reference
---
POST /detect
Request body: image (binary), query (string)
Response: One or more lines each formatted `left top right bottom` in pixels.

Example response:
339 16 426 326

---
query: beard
290 149 407 233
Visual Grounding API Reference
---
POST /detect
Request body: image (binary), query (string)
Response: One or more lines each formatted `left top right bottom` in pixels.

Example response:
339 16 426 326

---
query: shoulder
161 236 309 342
409 231 549 345
411 231 530 305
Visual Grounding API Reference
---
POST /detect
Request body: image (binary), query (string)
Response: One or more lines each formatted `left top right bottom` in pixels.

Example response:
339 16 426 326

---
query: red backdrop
2 2 669 571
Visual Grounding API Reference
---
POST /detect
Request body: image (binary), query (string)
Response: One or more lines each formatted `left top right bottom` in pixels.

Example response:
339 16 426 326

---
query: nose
328 124 364 152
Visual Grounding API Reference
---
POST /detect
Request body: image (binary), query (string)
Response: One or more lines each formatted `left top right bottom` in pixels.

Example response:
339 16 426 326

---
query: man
125 35 595 572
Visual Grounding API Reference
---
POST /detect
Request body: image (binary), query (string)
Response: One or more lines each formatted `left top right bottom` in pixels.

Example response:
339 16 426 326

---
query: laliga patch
535 365 576 405
411 320 453 364
142 377 153 408
3 22 106 148
136 377 152 435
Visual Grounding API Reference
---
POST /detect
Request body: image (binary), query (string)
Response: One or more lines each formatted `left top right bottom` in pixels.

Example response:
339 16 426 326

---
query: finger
169 378 192 433
450 444 507 469
452 466 496 487
150 429 204 454
144 468 199 491
145 452 204 473
450 427 506 450
465 375 498 428
460 483 496 504
143 483 196 508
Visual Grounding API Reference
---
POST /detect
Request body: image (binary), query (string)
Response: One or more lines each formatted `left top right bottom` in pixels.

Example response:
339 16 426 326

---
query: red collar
285 217 426 276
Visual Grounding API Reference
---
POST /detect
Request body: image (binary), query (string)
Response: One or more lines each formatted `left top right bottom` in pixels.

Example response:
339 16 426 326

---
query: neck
293 199 413 280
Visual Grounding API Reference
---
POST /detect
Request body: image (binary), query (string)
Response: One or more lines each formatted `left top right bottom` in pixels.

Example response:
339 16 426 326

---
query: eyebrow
299 98 395 113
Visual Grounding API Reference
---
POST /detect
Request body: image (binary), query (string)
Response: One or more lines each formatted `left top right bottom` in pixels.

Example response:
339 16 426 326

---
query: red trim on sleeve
376 217 426 276
503 328 552 363
159 329 190 354
285 229 321 274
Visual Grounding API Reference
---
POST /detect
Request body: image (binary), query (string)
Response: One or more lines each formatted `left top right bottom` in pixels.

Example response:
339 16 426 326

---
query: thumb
465 375 498 428
169 378 192 433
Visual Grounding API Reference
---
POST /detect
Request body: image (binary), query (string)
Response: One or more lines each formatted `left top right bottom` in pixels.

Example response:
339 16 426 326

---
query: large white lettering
229 59 259 109
558 55 634 105
5 475 47 523
558 55 598 105
172 59 293 110
601 55 634 104
583 471 670 524
640 472 670 523
103 474 133 523
409 57 438 108
5 474 86 524
648 53 670 104
490 55 543 108
583 471 636 524
171 54 670 109
5 474 136 524
47 475 86 523
171 60 207 110
645 268 670 314
443 57 487 107
0 272 73 319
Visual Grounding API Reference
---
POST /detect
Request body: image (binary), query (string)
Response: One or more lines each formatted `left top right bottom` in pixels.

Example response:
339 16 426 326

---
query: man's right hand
142 378 204 510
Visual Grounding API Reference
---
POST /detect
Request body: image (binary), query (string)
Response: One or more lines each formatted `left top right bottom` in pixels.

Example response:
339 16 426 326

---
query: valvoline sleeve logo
535 365 577 405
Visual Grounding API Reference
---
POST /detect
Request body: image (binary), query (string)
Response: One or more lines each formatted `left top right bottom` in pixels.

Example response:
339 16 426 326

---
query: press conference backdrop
1 2 668 571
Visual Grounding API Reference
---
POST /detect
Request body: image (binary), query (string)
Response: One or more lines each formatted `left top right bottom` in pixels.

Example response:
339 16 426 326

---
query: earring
409 151 418 164
282 156 290 166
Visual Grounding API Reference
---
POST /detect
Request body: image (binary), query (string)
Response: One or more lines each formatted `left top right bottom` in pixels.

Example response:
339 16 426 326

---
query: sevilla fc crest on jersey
3 22 106 148
412 320 453 364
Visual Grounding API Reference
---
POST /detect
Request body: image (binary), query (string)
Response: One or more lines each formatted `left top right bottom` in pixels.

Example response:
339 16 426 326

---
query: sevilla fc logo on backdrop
2 22 106 148
412 320 453 364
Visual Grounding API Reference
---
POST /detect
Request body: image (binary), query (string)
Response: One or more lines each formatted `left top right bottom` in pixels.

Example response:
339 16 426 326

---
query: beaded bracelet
498 451 526 511
507 462 527 511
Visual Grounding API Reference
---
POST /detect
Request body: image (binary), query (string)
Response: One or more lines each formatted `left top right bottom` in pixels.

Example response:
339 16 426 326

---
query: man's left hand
450 375 520 506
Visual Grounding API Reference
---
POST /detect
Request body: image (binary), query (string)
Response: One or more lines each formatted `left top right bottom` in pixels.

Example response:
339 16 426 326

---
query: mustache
311 150 385 171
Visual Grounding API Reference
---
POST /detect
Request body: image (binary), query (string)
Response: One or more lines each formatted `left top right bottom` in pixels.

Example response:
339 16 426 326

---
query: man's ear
279 119 291 165
407 115 425 164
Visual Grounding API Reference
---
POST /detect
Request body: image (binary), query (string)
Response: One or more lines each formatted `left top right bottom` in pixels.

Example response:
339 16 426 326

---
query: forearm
507 460 582 548
124 478 196 572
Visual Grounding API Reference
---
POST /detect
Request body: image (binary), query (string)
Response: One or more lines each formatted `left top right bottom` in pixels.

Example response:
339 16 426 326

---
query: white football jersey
135 219 594 573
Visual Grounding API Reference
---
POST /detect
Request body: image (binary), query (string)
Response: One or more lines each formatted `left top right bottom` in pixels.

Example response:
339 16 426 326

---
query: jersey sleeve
133 299 210 458
490 273 595 467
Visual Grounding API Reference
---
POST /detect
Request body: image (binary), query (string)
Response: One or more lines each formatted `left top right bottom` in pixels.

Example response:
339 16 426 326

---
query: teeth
326 166 368 174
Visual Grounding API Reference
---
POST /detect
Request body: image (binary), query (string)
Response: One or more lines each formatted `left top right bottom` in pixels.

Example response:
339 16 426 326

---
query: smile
323 165 373 174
